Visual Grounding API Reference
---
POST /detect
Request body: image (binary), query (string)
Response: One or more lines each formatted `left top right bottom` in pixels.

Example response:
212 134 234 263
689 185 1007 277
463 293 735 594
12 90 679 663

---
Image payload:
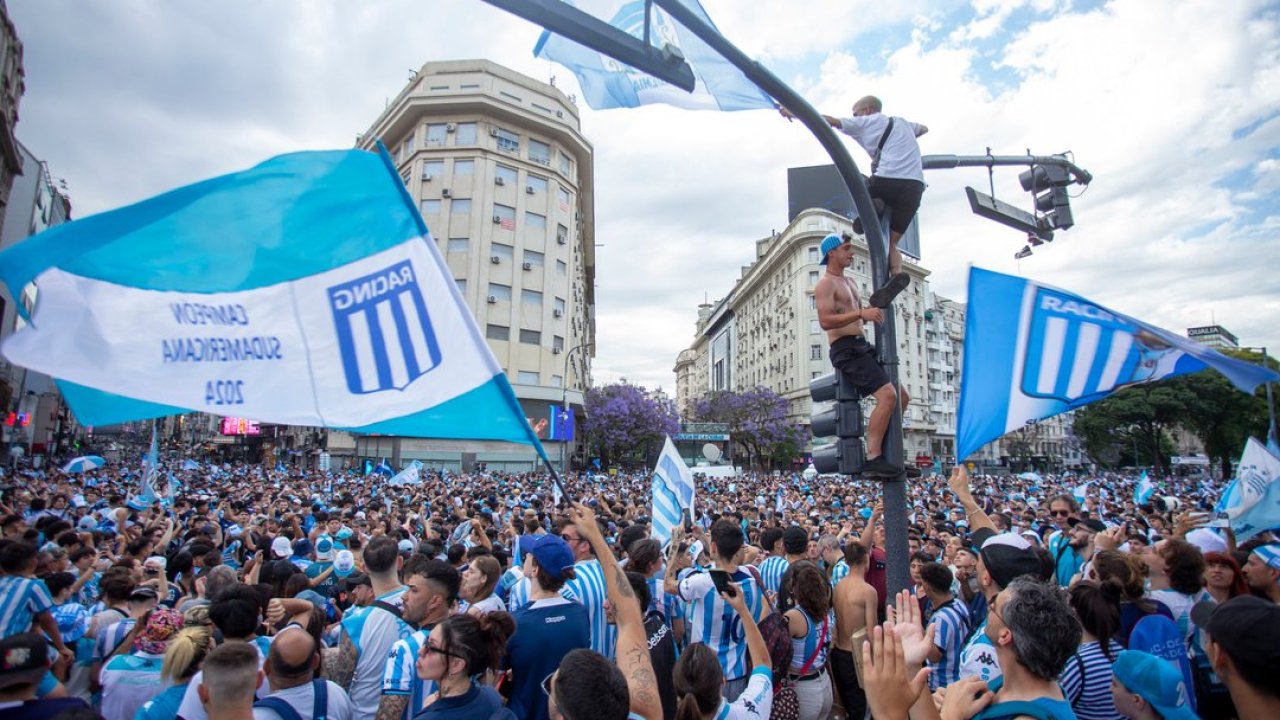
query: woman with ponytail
1089 550 1173 647
1058 580 1125 720
135 625 213 720
413 611 517 720
672 580 772 720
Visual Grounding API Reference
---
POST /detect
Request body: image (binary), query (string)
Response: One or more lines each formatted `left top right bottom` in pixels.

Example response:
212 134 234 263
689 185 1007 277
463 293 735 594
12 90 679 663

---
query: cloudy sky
10 0 1279 394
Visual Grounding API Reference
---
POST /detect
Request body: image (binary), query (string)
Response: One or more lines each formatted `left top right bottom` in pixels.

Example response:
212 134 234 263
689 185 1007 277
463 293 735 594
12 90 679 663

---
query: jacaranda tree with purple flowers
583 381 680 469
691 386 805 470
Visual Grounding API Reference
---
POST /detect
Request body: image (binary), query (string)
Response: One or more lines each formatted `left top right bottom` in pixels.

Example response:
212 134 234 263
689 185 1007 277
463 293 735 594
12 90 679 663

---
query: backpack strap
312 678 328 720
871 118 896 176
372 599 418 630
253 696 305 720
1071 652 1086 705
797 615 829 675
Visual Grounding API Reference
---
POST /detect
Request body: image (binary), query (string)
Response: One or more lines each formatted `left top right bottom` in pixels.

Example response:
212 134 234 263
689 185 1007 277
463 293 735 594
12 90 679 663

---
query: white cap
271 536 292 558
333 550 356 577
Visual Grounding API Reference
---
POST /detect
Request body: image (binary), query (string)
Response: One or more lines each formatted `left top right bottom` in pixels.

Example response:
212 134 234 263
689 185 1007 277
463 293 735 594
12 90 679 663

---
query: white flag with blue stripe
651 435 695 545
1134 471 1156 505
0 148 550 459
534 0 773 112
957 267 1280 460
1072 481 1090 506
388 460 422 487
1217 438 1280 541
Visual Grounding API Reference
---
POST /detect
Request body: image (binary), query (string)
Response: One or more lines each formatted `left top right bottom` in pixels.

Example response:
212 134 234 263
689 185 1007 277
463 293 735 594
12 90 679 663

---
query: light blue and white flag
775 487 784 515
388 460 423 487
1134 471 1156 505
534 0 773 111
370 459 394 478
651 435 696 545
957 267 1280 460
1072 481 1090 506
182 459 200 471
0 149 550 459
1218 437 1280 541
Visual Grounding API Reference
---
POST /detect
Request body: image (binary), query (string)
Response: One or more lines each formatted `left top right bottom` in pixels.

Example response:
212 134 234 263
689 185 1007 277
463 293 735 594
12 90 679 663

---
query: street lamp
562 343 593 478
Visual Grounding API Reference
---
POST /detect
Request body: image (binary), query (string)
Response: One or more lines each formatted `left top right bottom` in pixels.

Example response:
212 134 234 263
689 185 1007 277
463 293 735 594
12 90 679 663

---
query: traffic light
1019 163 1073 231
809 372 865 474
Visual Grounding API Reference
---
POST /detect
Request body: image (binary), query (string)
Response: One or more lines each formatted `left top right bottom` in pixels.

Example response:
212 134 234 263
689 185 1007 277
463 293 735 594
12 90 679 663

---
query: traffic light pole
648 0 912 596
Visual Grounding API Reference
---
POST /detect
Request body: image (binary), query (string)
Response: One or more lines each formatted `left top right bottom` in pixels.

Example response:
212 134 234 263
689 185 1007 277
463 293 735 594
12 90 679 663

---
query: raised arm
948 466 995 535
570 503 662 720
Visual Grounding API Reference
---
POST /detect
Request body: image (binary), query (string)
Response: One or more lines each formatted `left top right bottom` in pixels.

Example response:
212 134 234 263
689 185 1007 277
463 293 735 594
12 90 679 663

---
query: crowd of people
0 453 1277 720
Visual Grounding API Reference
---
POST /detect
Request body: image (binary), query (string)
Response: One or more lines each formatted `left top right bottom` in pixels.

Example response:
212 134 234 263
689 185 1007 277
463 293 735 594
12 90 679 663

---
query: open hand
862 623 931 720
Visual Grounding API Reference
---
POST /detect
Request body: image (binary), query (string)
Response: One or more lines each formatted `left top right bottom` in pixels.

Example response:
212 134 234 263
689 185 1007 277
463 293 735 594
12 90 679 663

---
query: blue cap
528 535 575 581
818 234 846 266
1112 650 1198 720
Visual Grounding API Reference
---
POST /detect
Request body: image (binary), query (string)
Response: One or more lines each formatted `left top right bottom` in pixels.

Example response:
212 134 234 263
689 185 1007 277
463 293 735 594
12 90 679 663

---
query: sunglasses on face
1050 510 1072 517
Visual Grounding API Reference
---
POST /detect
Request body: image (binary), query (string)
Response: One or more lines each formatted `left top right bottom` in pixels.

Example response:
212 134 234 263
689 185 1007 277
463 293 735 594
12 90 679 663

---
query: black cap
128 586 160 603
1068 517 1107 533
977 532 1042 589
341 572 372 591
1191 596 1280 675
0 633 48 689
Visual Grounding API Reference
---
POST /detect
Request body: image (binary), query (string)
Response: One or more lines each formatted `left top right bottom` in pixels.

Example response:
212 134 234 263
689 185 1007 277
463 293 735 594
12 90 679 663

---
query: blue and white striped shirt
382 627 438 719
646 573 683 629
0 576 54 637
95 618 137 663
927 598 972 690
788 609 831 673
759 556 789 596
830 560 849 587
1058 640 1124 720
51 602 88 644
678 567 765 681
565 558 615 658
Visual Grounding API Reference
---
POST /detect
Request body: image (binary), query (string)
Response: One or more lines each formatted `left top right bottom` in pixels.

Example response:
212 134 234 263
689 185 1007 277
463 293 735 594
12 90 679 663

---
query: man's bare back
833 574 878 652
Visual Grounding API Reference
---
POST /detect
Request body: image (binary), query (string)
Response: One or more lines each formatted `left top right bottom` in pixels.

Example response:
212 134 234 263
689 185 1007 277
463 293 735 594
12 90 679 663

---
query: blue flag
651 435 695 546
534 0 773 111
1218 438 1280 541
0 148 550 459
957 267 1280 460
1134 471 1156 505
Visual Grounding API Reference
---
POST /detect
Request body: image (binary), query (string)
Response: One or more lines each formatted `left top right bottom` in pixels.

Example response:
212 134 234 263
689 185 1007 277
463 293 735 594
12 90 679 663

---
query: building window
447 238 469 254
810 344 821 360
551 374 563 388
810 319 821 334
556 260 567 276
420 199 441 215
559 152 573 176
455 278 466 294
556 223 568 244
808 246 819 263
488 283 512 301
494 204 516 230
453 159 474 175
450 198 471 215
491 243 514 262
556 187 571 212
553 335 565 352
422 160 444 180
455 122 477 145
426 124 448 146
516 370 540 385
525 212 547 230
524 249 545 267
495 164 518 186
486 324 510 341
529 139 551 166
527 175 549 194
809 271 819 284
400 132 415 160
809 295 817 309
521 289 543 306
495 128 520 153
519 329 541 345
554 297 566 314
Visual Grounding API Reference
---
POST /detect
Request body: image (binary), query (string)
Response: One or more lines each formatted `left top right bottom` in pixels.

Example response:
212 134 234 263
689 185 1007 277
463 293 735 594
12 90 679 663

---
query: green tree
1072 384 1196 475
1164 349 1276 477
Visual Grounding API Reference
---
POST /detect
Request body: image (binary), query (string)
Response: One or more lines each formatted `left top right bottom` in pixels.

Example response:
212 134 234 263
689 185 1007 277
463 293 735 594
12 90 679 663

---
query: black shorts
869 176 925 235
829 335 891 396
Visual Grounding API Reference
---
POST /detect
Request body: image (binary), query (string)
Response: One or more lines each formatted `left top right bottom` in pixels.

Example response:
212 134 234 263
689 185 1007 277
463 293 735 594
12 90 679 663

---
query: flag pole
540 456 574 506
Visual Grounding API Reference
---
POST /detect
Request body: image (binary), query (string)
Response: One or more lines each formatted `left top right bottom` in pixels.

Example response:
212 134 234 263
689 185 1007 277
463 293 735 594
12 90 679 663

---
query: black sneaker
868 272 911 308
862 455 903 477
852 199 887 236
904 466 922 479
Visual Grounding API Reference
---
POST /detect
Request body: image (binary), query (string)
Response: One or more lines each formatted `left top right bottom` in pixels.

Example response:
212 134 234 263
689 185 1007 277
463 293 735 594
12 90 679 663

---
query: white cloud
8 0 1278 398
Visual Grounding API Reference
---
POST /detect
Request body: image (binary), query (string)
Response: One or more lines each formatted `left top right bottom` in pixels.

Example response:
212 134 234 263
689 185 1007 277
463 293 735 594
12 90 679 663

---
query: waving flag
775 487 784 515
388 460 423 486
182 459 200 471
1217 438 1280 541
651 435 696 545
369 459 394 478
535 0 773 111
1134 471 1156 505
0 148 550 459
1072 481 1090 506
957 268 1279 460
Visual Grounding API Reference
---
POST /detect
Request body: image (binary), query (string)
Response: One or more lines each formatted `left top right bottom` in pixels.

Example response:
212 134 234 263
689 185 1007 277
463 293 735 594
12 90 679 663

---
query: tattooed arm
570 502 662 720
